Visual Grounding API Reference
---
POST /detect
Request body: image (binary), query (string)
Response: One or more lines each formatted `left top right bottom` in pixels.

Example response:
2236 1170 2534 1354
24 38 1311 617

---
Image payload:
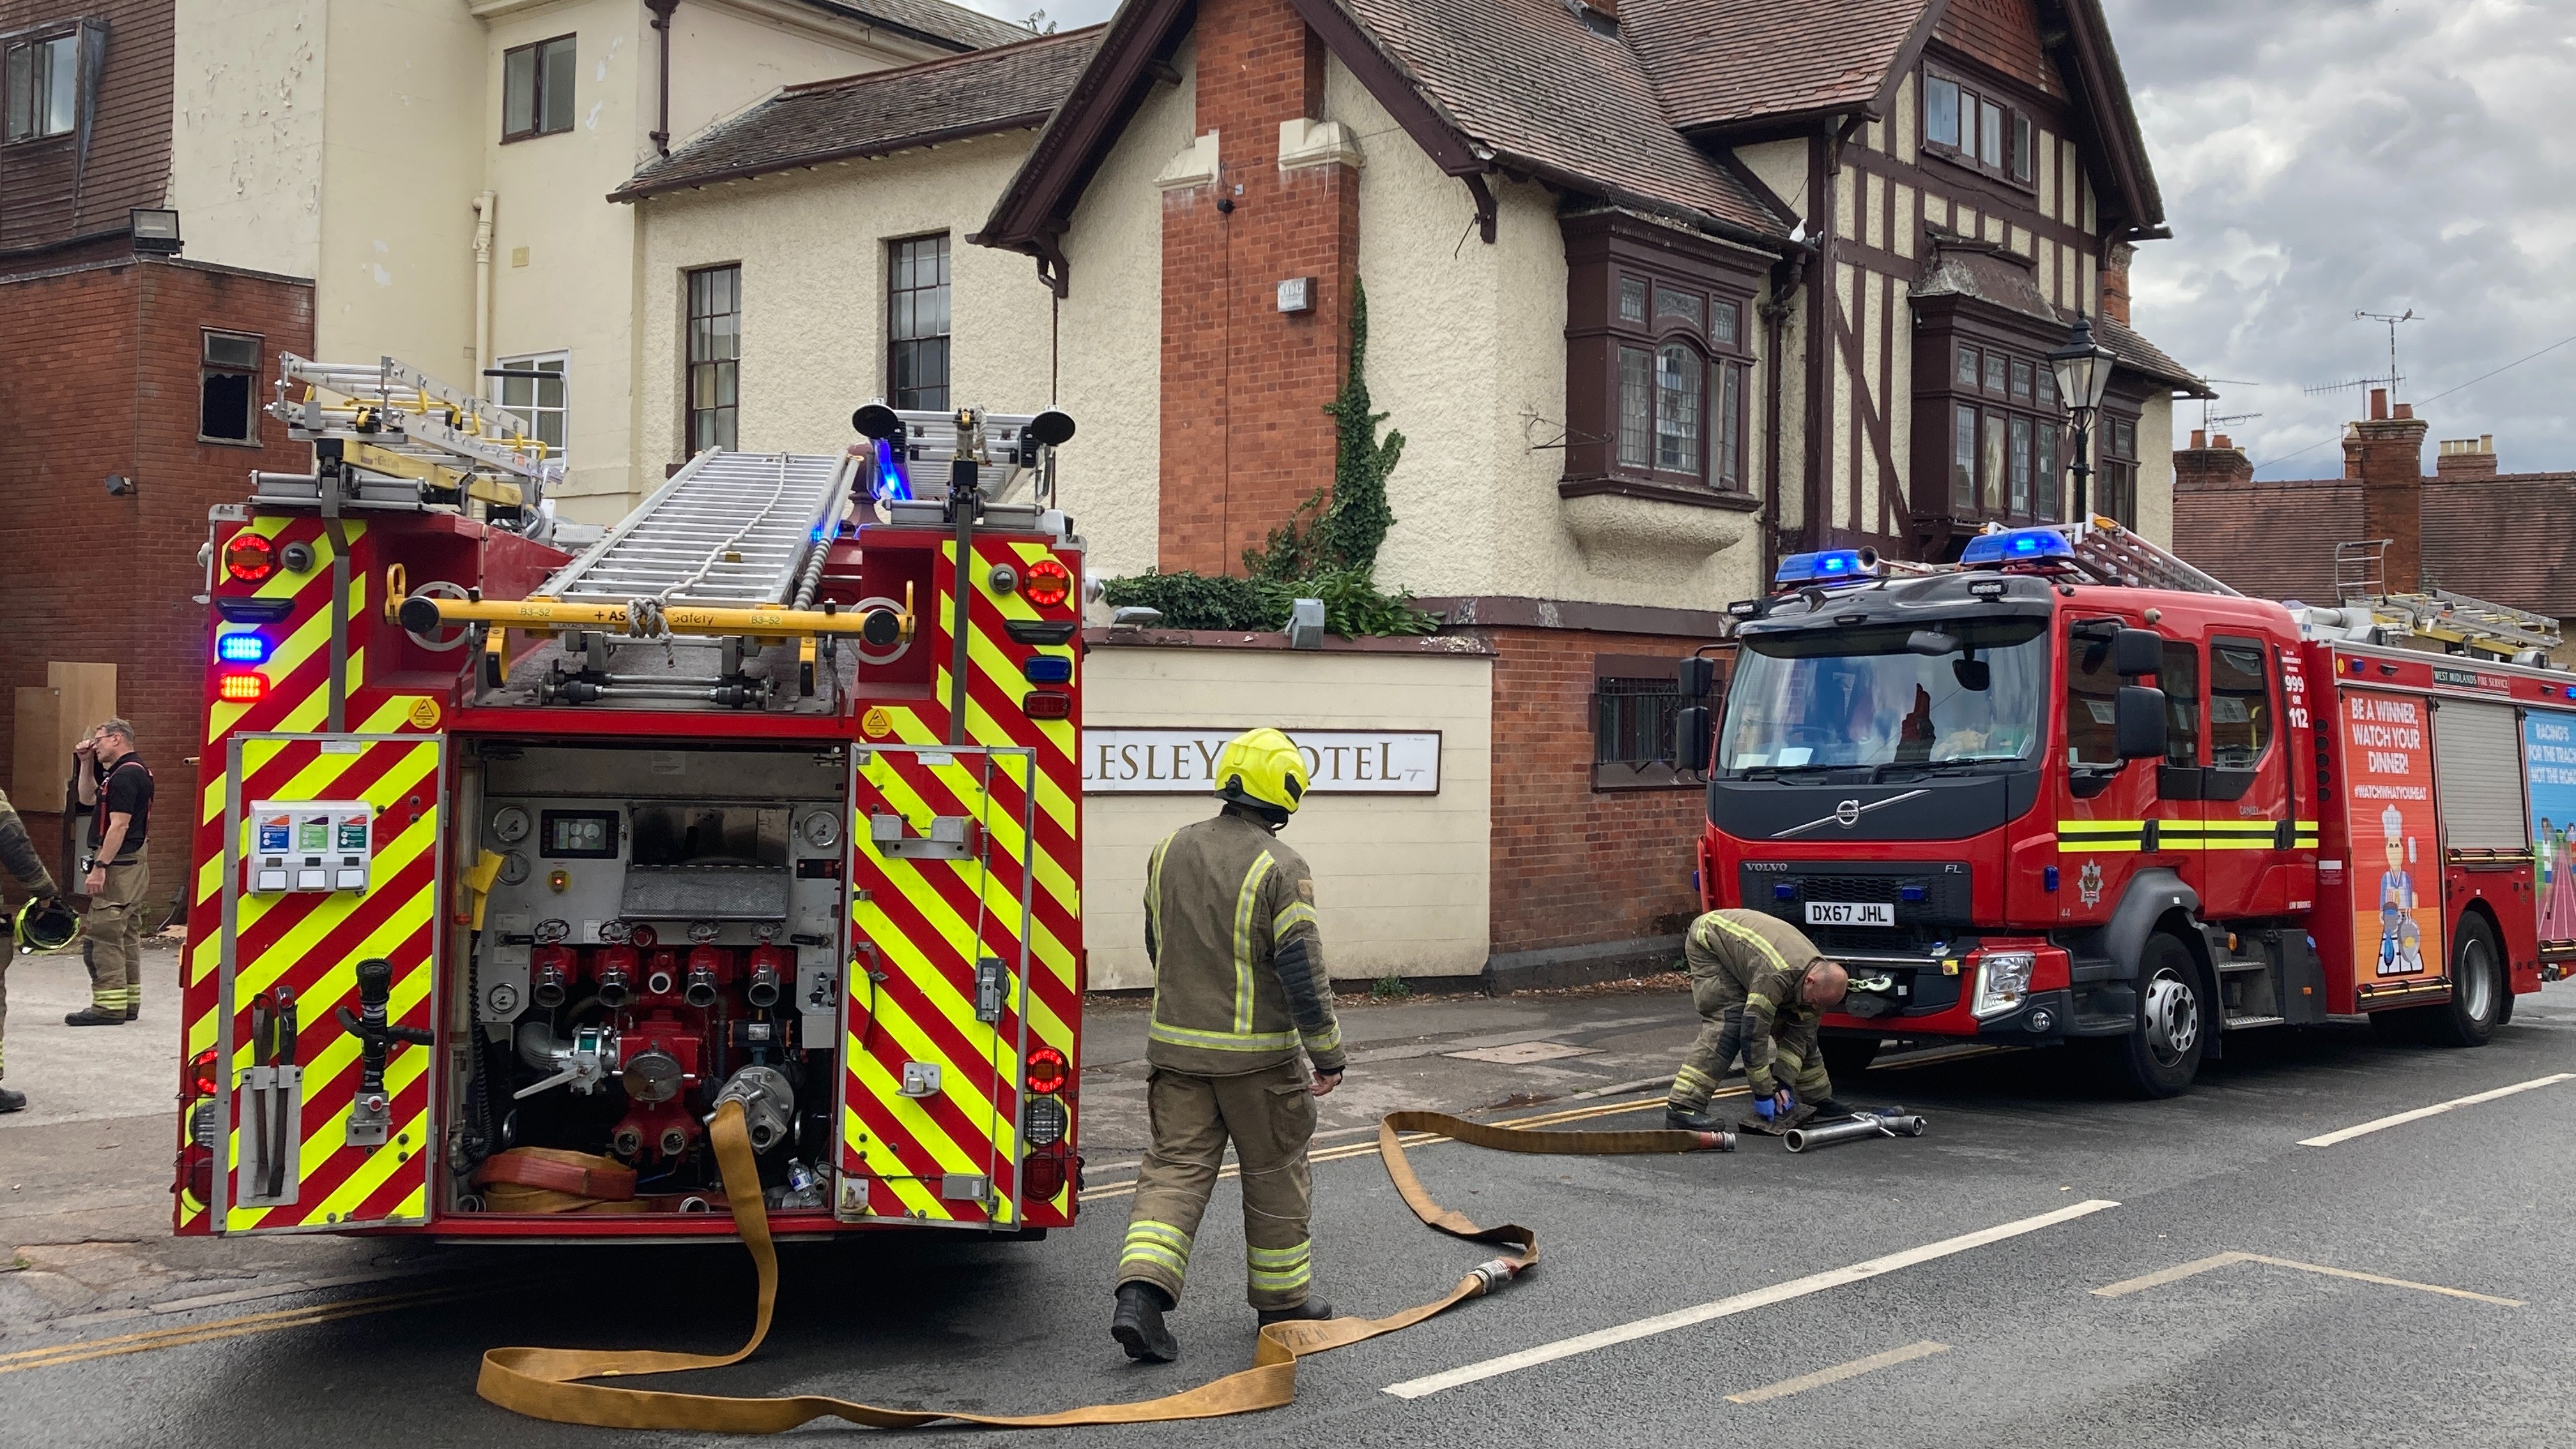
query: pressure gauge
533 917 571 945
799 810 843 851
495 850 532 887
491 805 532 845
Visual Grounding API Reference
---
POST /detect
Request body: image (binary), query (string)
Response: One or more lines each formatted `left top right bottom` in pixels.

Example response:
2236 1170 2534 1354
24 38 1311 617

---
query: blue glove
1754 1096 1775 1122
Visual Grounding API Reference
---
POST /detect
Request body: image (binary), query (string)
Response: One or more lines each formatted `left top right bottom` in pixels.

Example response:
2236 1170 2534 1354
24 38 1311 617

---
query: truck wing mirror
2115 684 2169 759
1673 705 1715 774
1677 656 1717 699
2113 627 2162 677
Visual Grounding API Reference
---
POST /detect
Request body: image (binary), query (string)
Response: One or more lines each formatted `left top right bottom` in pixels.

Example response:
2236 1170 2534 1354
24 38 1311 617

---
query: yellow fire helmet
15 896 79 954
1212 727 1310 816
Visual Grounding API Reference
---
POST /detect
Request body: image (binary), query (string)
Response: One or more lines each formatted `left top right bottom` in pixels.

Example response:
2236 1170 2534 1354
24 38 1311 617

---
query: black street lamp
2047 314 2118 525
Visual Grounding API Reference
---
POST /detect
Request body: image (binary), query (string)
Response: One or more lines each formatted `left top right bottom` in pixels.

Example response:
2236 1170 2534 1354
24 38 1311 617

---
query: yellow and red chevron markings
840 537 1082 1229
179 516 446 1234
218 736 442 1230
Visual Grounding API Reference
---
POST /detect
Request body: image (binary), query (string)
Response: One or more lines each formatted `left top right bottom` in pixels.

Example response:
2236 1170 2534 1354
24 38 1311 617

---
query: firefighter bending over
0 787 68 1114
1664 908 1851 1134
1113 728 1346 1364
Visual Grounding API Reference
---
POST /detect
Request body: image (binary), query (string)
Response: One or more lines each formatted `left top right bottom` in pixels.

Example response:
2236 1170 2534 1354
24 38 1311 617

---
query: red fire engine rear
175 358 1085 1238
1691 523 2547 1096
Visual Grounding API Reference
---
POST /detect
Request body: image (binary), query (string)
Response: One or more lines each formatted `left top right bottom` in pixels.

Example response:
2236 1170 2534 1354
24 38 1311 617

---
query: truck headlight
1971 951 2037 1018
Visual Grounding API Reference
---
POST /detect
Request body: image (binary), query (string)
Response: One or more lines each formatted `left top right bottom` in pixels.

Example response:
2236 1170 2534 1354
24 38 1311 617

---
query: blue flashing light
2564 686 2575 701
1899 884 1928 903
1959 528 2075 568
2044 865 2061 893
870 435 913 504
216 632 270 664
1775 549 1871 586
1772 882 1797 901
1021 654 1073 684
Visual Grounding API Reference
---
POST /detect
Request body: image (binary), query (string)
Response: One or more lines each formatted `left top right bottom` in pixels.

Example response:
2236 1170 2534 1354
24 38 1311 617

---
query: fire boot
63 1008 123 1027
1665 1105 1729 1133
1255 1298 1334 1328
1112 1282 1179 1363
0 1085 24 1114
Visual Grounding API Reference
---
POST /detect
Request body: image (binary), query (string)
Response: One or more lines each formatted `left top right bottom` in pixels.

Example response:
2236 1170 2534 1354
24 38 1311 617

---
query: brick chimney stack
2343 392 2430 593
2172 427 2252 492
2436 434 2499 479
2099 241 2133 326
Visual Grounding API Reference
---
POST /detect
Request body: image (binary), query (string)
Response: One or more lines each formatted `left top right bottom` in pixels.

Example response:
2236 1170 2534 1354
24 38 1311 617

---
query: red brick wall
1158 0 1358 576
1478 625 1708 956
0 255 314 895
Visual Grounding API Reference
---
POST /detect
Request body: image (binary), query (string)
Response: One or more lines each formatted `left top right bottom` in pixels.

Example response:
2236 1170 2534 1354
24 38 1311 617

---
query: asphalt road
6 979 2573 1448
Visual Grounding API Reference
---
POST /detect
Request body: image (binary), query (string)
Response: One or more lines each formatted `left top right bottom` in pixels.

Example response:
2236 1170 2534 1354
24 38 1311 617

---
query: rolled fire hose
1781 1111 1929 1154
477 1101 1731 1431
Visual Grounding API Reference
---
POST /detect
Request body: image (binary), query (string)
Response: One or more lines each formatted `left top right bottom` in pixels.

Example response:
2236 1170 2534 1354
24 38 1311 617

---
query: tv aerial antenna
2191 381 2261 432
2303 309 2419 399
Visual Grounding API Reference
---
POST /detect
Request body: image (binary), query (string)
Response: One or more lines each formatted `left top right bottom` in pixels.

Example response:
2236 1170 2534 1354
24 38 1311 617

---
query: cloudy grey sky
956 0 2576 477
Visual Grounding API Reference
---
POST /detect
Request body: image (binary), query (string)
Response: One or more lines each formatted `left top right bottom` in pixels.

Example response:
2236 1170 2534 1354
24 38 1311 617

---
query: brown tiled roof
612 29 1099 202
2098 313 2212 397
805 0 1042 52
1617 0 1927 133
2174 471 2576 617
1325 0 1784 238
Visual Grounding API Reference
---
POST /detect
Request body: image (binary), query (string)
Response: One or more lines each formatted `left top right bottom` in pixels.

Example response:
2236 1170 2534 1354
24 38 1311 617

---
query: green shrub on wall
1106 278 1438 638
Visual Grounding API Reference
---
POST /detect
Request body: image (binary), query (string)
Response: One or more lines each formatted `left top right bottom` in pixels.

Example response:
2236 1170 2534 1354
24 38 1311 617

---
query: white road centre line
2092 1251 2523 1307
1381 1199 2119 1400
1724 1340 1949 1405
2297 1072 2576 1147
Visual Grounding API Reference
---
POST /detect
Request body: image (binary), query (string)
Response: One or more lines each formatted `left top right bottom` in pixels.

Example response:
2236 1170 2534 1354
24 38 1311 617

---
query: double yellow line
0 1283 488 1377
1079 1088 1742 1203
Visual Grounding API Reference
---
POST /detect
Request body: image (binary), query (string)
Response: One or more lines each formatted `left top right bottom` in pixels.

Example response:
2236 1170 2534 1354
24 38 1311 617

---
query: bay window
1563 212 1763 501
1916 320 2076 535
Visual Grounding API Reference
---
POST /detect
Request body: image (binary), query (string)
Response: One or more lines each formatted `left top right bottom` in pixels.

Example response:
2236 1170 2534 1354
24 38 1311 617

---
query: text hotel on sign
1083 729 1441 795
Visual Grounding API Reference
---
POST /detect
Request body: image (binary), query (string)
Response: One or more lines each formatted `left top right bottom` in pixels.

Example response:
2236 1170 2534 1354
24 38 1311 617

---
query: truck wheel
2424 914 2503 1048
2103 933 2205 1098
1821 1035 1882 1084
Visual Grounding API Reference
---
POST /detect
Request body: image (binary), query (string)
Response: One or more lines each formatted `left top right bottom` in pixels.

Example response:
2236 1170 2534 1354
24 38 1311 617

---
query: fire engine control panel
247 801 374 894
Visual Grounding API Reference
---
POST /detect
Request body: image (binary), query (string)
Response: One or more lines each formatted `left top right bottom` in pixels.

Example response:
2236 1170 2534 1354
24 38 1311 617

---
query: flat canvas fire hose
478 1100 1729 1432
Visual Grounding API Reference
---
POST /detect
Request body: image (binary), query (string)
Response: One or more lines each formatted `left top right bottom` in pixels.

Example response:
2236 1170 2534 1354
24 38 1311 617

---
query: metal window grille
889 234 951 411
1594 678 1682 767
686 265 740 452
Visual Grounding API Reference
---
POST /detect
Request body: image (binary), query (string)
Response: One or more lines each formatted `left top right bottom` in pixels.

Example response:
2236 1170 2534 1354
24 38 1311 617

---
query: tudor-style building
612 0 2206 984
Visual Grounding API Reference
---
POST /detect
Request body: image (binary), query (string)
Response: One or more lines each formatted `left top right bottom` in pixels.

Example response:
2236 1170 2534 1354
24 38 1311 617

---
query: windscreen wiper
1871 755 2025 782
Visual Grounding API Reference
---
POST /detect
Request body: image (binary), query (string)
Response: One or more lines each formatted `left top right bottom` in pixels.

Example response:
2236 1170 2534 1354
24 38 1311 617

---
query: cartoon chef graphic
2377 802 2424 974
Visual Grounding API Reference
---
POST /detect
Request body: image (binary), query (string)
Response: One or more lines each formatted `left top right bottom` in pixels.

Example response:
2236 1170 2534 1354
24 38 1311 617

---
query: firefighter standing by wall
66 721 153 1027
0 787 68 1112
1663 908 1851 1133
1112 728 1347 1364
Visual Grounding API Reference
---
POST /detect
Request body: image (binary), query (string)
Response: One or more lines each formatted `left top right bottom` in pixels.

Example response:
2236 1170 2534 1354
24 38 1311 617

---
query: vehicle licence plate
1805 901 1894 927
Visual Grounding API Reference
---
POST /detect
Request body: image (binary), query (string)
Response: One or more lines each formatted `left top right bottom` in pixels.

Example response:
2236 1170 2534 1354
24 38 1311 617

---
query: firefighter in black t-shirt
68 720 153 1027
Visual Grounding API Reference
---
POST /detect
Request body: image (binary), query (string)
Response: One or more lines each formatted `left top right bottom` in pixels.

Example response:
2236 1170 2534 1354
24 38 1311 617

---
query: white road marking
1381 1198 2119 1400
2092 1251 2522 1307
2297 1072 2576 1147
1724 1340 1949 1405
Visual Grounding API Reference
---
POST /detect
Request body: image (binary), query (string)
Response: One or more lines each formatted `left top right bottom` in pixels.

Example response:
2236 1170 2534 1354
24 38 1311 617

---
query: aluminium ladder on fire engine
271 354 557 487
538 450 855 611
2043 518 2561 657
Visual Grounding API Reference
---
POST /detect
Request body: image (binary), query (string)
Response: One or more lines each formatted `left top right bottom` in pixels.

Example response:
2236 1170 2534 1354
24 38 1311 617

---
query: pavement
3 958 2573 1447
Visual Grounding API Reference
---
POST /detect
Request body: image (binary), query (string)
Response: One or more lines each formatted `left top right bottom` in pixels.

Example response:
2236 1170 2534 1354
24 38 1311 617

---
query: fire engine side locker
2428 694 2536 988
214 733 444 1234
2329 682 2448 1008
837 742 1038 1227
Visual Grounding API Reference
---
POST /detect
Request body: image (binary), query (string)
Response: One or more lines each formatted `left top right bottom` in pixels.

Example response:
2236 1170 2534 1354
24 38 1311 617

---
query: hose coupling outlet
1466 1257 1524 1295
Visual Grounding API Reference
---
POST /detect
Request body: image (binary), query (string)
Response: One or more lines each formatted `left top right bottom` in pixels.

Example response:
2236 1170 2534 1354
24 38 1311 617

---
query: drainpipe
649 0 678 156
471 191 496 395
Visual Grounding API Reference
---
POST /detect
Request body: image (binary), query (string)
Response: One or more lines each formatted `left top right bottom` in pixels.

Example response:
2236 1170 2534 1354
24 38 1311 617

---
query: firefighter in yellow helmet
1112 728 1346 1363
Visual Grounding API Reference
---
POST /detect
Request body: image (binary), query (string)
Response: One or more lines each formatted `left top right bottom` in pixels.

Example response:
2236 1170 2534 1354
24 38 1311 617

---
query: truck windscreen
1719 615 2049 776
